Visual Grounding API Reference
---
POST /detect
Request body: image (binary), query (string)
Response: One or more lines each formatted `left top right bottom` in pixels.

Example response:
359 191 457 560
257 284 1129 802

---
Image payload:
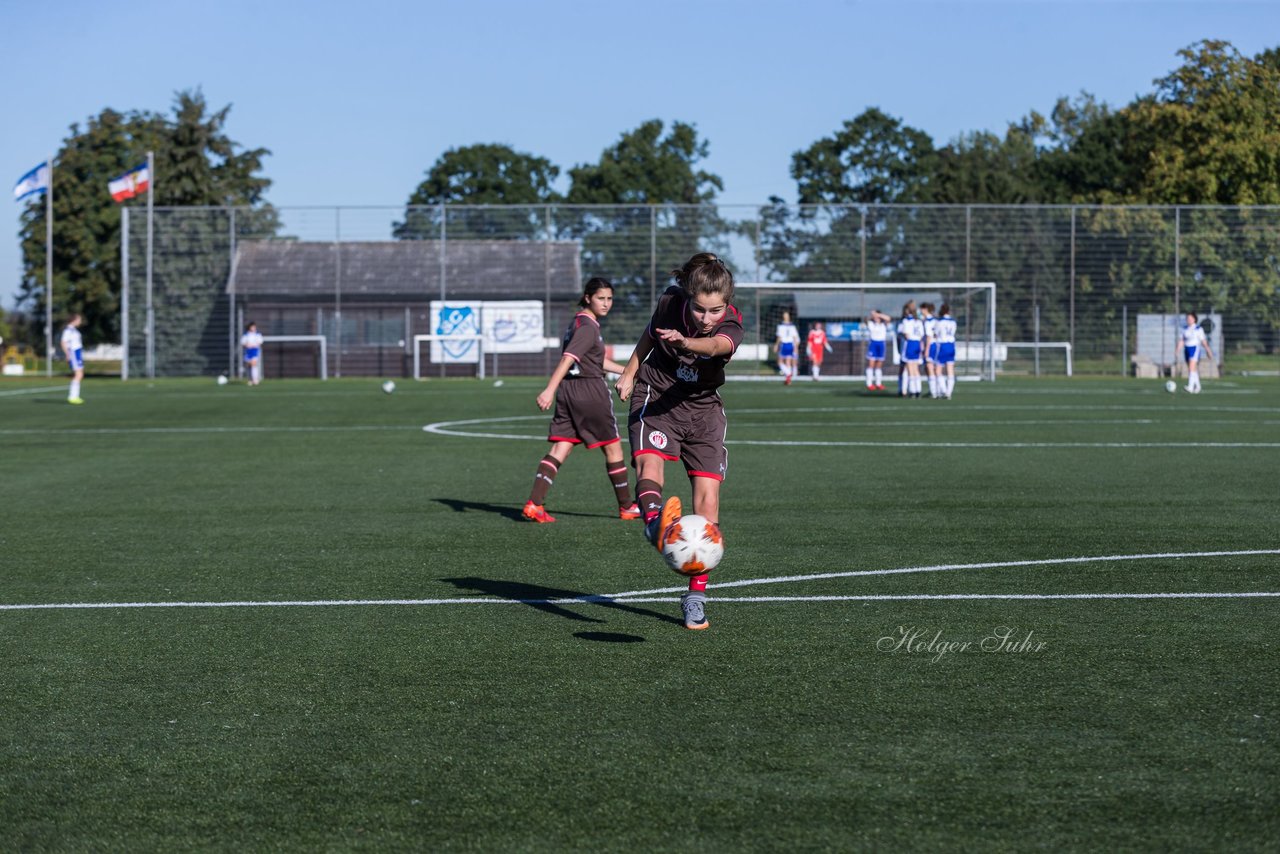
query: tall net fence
122 204 1280 378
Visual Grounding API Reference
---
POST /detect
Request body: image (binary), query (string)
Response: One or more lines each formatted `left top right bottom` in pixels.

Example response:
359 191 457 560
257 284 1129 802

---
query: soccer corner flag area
2 375 1277 850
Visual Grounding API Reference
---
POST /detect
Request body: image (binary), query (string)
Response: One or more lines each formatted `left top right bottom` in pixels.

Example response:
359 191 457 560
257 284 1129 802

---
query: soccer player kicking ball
616 253 742 631
522 277 640 524
61 313 85 405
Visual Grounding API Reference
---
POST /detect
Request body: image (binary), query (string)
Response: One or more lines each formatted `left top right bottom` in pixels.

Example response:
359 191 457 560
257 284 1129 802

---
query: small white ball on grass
493 380 504 387
1165 380 1177 393
217 375 228 386
382 380 396 394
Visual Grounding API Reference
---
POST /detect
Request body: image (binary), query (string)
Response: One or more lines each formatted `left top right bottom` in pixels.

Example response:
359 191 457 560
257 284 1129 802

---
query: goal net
731 283 997 382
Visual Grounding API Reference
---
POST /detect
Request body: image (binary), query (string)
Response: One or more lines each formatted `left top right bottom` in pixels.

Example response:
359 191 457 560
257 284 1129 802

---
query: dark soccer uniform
629 285 743 480
548 311 622 449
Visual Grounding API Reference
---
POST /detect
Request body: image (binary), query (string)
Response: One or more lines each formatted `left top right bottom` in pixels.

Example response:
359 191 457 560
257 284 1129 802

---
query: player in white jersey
774 310 801 386
241 322 264 385
933 303 958 399
863 309 891 391
920 302 940 398
60 313 85 404
898 301 925 398
1176 313 1215 394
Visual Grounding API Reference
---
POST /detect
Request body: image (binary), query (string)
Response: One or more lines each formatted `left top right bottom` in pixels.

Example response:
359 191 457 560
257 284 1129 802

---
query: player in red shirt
806 321 833 381
522 278 640 524
615 253 742 631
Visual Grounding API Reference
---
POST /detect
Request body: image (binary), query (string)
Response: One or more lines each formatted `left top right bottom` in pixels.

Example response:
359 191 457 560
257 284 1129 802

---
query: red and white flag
108 162 149 202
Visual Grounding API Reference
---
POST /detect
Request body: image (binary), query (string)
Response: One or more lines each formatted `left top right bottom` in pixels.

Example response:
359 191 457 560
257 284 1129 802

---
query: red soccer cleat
522 501 556 523
618 502 641 520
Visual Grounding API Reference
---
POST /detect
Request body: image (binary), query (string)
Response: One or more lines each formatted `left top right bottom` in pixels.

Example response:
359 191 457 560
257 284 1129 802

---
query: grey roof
228 239 583 299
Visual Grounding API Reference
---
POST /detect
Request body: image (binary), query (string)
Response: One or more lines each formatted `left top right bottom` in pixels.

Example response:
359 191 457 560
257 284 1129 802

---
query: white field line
0 385 65 397
602 549 1280 599
4 549 1277 612
0 425 415 436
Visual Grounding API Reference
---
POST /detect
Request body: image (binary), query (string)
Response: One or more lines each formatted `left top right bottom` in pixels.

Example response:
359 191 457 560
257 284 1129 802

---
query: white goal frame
413 334 486 380
735 282 998 382
261 335 328 381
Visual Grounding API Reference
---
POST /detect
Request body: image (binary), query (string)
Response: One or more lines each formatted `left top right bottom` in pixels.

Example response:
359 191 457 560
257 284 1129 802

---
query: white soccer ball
659 514 725 577
493 380 504 388
382 380 396 394
1165 380 1177 394
216 374 228 386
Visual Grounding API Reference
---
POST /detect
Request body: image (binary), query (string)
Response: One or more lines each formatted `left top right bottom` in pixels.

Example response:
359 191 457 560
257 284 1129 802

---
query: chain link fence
122 204 1280 379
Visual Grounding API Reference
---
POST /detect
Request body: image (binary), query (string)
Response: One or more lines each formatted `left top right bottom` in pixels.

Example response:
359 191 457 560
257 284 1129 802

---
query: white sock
874 368 882 385
69 379 81 400
1190 371 1199 391
866 368 874 386
946 375 955 396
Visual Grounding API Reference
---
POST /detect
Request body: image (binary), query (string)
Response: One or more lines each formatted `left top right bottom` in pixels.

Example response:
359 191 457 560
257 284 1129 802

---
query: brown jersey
561 311 606 379
635 285 743 403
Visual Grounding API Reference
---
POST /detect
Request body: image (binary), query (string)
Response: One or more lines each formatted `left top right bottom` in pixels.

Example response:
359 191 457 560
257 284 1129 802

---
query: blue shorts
69 348 83 371
927 343 939 362
1184 346 1198 363
903 340 922 363
779 342 795 358
867 340 886 360
938 343 956 364
244 348 261 362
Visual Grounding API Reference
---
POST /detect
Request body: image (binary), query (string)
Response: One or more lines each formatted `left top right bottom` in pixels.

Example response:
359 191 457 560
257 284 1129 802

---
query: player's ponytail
671 253 734 301
580 277 613 307
939 303 951 317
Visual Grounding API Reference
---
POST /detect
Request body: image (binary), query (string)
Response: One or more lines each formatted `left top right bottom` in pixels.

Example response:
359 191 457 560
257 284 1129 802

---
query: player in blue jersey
898 301 924 398
934 303 958 399
1176 313 1215 394
774 310 800 386
863 309 891 391
241 322 264 386
60 313 85 405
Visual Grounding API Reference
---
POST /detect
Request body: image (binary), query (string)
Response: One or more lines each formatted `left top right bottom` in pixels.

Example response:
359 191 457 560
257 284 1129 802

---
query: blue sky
3 0 1276 312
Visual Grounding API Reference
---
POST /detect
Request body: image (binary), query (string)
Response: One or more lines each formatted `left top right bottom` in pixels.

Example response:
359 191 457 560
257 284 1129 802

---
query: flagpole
121 206 129 381
45 155 53 377
145 150 154 379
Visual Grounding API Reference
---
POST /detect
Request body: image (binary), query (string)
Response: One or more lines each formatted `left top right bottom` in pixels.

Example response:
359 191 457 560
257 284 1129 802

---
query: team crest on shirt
648 430 669 450
676 364 699 382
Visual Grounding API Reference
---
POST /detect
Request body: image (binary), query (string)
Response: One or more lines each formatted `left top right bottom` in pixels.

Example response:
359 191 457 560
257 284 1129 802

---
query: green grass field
3 374 1278 851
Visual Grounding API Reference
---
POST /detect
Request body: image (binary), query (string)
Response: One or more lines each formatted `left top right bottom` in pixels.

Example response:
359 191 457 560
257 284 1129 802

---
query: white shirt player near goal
241 322 264 386
863 310 892 391
933 306 958 399
60 314 85 404
1177 313 1215 394
774 312 801 385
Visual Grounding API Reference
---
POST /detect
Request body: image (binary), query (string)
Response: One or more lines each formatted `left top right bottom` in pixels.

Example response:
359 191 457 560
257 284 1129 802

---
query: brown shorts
548 378 622 449
628 381 728 480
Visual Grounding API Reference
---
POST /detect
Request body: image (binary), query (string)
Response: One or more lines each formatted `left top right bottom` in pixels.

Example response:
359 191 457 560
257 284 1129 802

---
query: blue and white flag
13 161 51 202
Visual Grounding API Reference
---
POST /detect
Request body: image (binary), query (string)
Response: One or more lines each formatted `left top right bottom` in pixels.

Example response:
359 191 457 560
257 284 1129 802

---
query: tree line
12 39 1279 351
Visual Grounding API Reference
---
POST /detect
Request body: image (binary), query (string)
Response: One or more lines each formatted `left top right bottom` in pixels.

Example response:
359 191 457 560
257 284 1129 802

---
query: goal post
412 334 485 380
732 282 997 382
260 335 328 380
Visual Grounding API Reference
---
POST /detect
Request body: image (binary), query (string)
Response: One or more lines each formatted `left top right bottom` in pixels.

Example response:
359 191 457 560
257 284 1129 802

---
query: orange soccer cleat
521 501 556 523
618 502 642 520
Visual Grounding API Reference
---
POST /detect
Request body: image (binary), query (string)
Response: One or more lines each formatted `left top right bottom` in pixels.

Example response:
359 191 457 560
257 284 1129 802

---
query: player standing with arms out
522 278 640 523
934 303 957 399
899 301 924 399
774 310 800 385
616 253 742 631
920 302 939 398
60 313 85 405
1177 312 1215 394
864 309 891 390
806 321 833 381
241 322 264 386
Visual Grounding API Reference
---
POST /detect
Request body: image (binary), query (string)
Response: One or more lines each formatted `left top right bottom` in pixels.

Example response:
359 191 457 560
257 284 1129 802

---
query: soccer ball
382 380 396 394
1165 380 1177 393
216 374 228 386
660 514 725 576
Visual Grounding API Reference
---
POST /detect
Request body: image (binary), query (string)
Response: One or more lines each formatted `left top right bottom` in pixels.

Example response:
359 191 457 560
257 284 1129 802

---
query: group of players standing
772 298 959 398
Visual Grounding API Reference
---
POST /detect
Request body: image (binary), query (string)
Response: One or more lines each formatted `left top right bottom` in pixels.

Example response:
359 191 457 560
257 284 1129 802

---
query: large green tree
394 143 561 240
16 90 273 349
566 119 722 205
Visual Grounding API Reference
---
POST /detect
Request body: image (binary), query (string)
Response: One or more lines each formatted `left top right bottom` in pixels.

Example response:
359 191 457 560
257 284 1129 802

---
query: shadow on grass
441 577 682 627
574 631 646 643
434 498 606 522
